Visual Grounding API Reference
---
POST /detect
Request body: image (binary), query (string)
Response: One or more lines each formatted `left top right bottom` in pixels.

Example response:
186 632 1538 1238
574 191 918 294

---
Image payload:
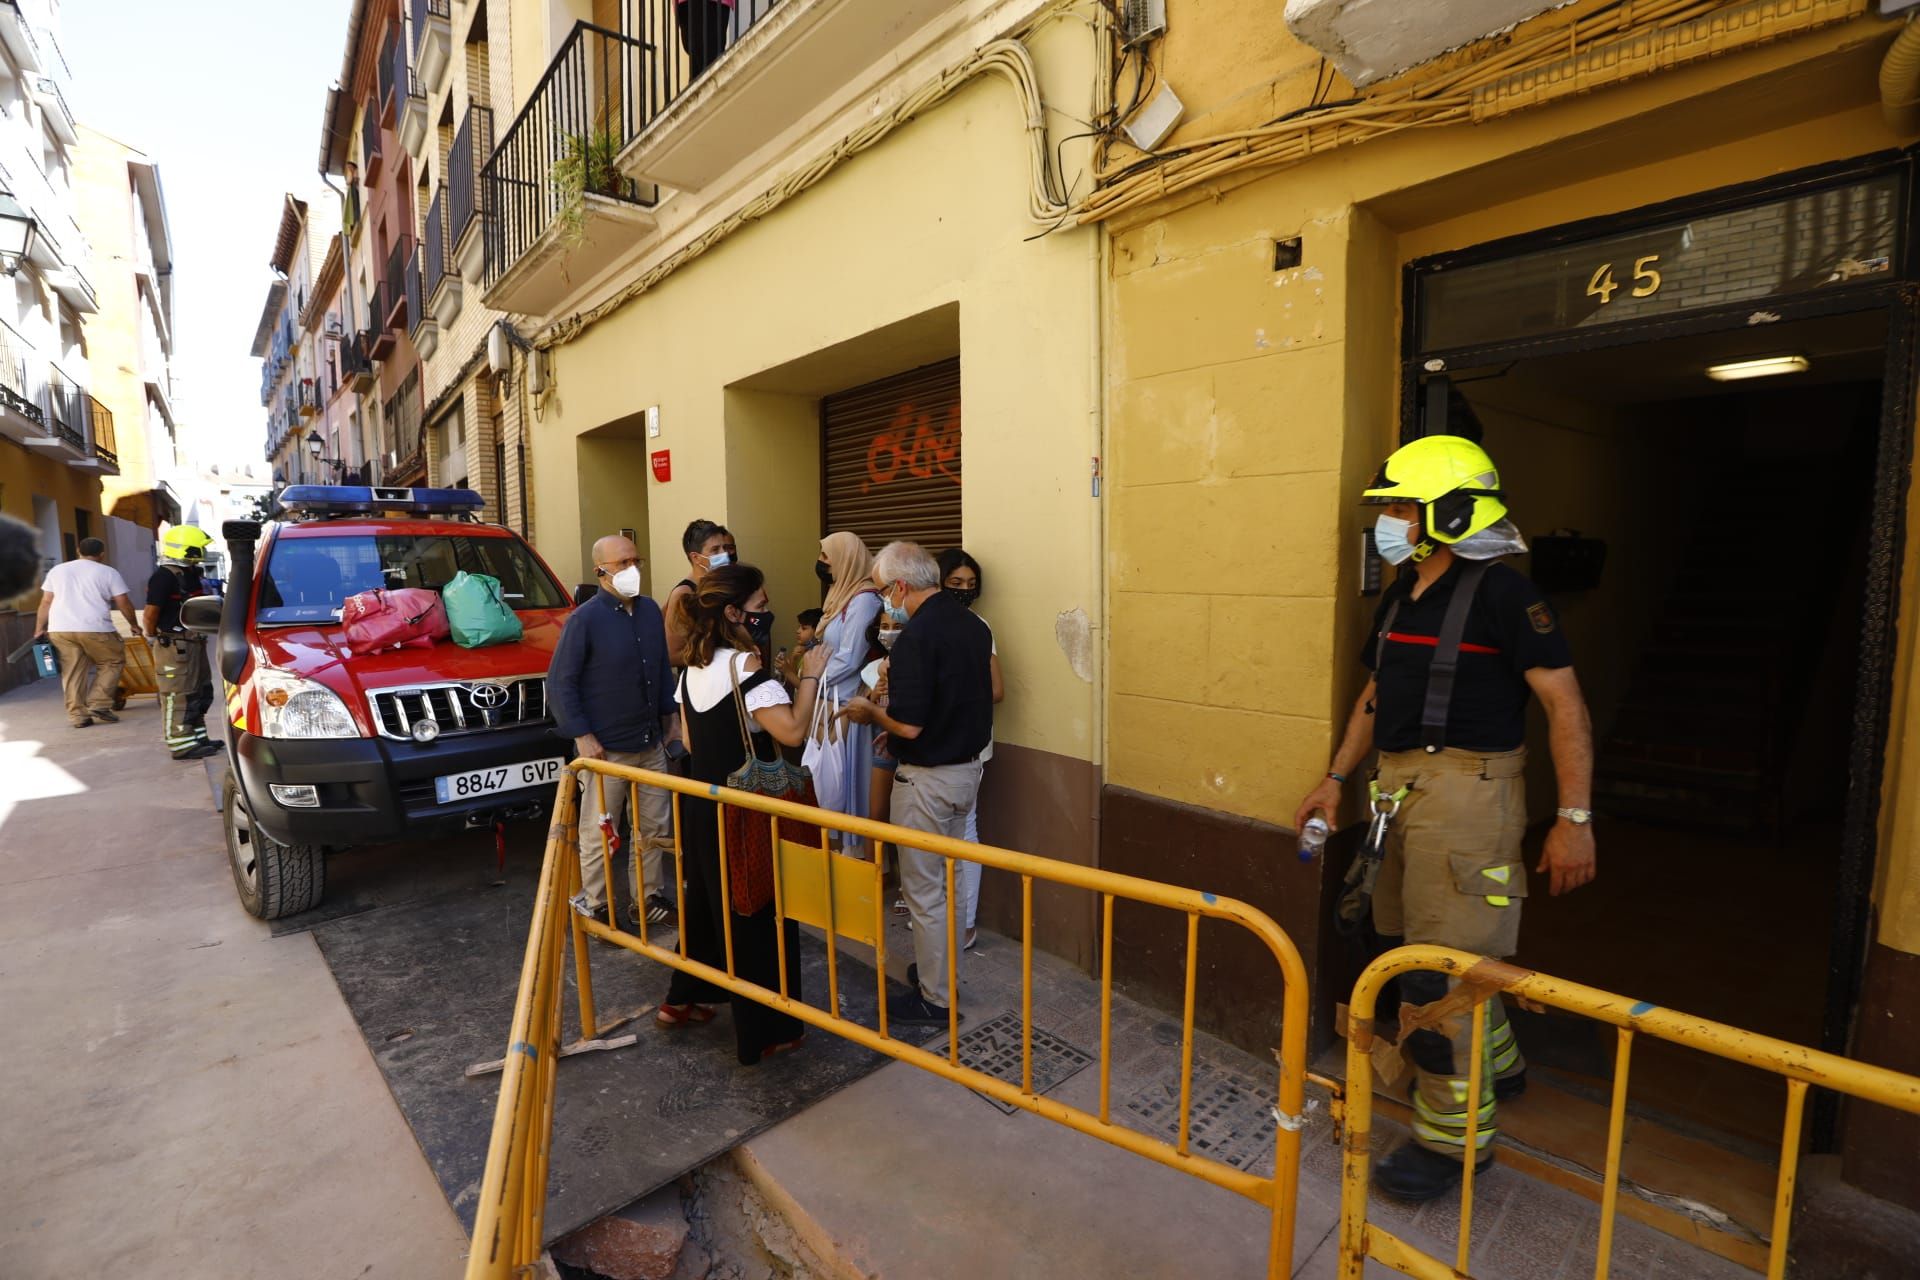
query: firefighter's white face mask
1374 514 1418 566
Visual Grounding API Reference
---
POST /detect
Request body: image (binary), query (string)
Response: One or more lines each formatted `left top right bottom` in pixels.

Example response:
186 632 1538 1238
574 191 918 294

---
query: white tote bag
801 684 855 816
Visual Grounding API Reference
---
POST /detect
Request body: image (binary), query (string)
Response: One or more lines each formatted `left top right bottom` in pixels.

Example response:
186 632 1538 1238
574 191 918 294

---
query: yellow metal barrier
1338 945 1920 1280
466 760 1313 1280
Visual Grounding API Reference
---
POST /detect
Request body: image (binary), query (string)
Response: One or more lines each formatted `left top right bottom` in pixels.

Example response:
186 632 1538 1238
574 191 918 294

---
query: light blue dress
817 590 881 830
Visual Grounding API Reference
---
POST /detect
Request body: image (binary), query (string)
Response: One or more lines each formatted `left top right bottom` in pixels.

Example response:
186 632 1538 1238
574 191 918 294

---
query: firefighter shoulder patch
1527 602 1556 634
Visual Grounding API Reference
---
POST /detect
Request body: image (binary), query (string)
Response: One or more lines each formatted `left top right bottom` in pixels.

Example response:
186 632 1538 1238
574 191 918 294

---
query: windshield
255 533 569 625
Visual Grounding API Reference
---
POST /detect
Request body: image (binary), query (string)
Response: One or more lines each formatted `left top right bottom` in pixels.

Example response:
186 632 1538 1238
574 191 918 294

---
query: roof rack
274 484 487 522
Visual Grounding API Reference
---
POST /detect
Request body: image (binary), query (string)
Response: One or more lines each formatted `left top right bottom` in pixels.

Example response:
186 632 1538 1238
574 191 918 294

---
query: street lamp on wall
306 428 347 480
0 191 39 277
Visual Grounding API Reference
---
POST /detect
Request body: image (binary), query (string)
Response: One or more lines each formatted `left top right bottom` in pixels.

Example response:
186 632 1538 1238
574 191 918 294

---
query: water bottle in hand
1298 815 1330 862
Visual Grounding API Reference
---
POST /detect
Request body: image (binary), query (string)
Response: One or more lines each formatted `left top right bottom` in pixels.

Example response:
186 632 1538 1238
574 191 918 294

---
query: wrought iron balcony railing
383 234 413 330
89 394 115 466
405 243 426 336
394 26 422 109
378 29 399 114
482 23 657 288
627 0 783 112
424 184 451 298
411 0 449 53
449 104 492 250
362 97 383 176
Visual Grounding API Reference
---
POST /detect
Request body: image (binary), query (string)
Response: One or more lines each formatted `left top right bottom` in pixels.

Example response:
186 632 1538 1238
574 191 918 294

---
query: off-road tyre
222 769 325 919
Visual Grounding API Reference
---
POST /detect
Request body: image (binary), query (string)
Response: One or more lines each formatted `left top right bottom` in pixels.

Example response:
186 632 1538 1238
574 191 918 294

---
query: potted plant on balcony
550 127 629 250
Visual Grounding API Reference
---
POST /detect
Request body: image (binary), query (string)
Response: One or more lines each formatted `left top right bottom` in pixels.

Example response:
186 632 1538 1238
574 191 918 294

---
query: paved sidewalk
740 903 1761 1278
0 678 469 1279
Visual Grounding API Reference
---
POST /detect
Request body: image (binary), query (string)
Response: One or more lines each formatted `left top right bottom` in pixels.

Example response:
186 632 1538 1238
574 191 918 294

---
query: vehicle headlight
255 668 361 739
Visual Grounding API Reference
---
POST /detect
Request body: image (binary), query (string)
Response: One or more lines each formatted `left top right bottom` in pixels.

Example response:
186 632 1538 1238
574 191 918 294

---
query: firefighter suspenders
1337 561 1494 934
1371 559 1493 754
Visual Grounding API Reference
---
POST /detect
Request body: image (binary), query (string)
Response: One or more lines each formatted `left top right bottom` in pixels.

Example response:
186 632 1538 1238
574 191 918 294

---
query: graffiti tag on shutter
863 401 962 494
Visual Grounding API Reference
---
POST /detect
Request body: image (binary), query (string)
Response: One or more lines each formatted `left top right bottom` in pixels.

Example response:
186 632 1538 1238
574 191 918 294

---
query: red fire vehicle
184 486 575 918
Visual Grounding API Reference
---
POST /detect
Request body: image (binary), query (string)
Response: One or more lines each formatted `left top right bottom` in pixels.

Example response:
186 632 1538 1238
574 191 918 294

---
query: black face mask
814 561 834 585
945 587 980 609
744 610 775 647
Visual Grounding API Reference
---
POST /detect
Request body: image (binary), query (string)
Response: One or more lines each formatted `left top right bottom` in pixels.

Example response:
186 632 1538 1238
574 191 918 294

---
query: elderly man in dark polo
549 533 679 928
844 540 994 1025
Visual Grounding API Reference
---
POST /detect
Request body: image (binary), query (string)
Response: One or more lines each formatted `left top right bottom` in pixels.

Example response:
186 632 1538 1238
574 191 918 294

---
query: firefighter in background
1293 435 1597 1202
144 525 221 762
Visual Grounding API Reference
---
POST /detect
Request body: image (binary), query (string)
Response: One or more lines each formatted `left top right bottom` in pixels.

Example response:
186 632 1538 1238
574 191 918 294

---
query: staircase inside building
1591 454 1857 832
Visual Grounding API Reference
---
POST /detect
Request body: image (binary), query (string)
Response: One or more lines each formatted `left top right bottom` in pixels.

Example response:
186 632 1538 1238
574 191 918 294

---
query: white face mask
610 565 642 597
704 549 733 570
1374 514 1419 566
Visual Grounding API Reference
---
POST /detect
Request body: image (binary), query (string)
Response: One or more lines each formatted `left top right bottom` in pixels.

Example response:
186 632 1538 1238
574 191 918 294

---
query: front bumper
232 722 570 847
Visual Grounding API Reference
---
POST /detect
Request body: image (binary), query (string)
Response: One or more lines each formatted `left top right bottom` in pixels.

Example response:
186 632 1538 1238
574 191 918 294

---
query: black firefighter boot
1374 1142 1494 1202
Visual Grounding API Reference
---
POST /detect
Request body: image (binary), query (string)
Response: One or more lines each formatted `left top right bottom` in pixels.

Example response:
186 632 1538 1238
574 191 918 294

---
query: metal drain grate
937 1011 1095 1114
1123 1060 1278 1173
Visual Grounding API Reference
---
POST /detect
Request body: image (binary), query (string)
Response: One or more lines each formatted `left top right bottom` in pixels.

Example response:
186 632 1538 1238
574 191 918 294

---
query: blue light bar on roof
276 485 486 517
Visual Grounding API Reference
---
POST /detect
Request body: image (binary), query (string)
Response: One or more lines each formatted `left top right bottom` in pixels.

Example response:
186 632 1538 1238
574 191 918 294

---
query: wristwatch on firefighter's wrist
1556 807 1593 826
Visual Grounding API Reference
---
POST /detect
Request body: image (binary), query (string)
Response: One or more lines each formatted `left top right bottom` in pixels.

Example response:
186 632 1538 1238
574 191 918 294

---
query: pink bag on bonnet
341 588 450 655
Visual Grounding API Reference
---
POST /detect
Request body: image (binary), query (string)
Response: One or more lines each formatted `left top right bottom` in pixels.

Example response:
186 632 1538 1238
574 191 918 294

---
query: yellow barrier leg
771 819 790 1000
1099 892 1114 1124
1021 874 1034 1096
873 843 889 1041
1178 911 1198 1157
1767 1079 1809 1280
672 792 688 960
1458 996 1487 1274
569 820 598 1042
631 780 648 948
946 854 960 1063
1337 965 1383 1280
1595 1028 1635 1280
820 821 839 1015
595 773 615 931
717 809 736 979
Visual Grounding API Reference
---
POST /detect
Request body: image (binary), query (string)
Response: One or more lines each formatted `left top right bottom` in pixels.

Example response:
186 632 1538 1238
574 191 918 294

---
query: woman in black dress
661 564 829 1065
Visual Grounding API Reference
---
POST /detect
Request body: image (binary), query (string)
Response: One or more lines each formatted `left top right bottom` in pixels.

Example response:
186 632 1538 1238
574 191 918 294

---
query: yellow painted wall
73 128 162 523
0 441 104 592
530 22 1100 764
1102 9 1920 952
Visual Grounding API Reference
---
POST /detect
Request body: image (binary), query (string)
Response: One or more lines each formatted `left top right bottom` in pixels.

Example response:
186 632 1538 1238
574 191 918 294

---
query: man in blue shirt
549 534 680 926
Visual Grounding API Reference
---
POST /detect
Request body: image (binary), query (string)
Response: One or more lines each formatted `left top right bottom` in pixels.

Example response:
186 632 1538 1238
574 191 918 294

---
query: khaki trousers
48 631 124 725
154 635 212 757
891 759 984 1004
576 743 676 915
1374 747 1529 1155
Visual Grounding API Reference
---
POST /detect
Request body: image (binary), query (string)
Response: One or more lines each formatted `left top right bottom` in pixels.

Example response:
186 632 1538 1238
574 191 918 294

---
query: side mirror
180 594 224 635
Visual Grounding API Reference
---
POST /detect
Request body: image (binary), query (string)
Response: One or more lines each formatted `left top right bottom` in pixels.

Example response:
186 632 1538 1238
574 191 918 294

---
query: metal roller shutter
822 358 961 552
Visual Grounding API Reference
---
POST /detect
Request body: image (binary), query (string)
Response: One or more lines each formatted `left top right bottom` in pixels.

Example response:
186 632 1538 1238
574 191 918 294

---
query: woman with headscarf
812 532 883 846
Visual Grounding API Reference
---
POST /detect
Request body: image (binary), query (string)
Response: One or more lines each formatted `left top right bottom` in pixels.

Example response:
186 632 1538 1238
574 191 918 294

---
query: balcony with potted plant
479 23 659 317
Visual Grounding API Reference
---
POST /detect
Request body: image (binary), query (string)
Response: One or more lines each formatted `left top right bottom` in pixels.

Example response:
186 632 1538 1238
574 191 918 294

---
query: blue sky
66 0 352 472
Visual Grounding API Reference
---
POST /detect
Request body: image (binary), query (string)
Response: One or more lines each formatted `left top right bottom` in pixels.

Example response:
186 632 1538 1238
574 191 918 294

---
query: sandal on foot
655 1002 717 1028
760 1034 806 1061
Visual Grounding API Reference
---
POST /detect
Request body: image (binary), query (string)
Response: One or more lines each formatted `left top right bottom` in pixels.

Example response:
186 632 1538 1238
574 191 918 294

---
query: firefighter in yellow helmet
144 525 221 761
1293 435 1597 1201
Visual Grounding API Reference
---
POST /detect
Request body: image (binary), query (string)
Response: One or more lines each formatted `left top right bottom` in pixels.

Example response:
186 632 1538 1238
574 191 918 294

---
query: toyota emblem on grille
466 682 511 709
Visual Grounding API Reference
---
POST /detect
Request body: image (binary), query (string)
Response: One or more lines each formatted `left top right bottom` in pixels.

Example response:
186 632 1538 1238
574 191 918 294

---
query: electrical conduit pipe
1881 15 1920 134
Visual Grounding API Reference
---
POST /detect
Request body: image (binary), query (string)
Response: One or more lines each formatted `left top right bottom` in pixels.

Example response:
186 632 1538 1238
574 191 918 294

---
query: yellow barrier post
468 758 1315 1280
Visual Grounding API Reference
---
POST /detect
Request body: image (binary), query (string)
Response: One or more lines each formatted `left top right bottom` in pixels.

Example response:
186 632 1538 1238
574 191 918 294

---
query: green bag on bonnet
441 571 524 648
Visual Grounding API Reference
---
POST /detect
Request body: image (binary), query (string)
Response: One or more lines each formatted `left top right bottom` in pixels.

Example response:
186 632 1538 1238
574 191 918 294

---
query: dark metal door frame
1395 152 1920 1151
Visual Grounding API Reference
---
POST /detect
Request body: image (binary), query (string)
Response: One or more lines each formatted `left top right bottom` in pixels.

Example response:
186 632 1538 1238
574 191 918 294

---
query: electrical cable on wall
1072 0 1871 227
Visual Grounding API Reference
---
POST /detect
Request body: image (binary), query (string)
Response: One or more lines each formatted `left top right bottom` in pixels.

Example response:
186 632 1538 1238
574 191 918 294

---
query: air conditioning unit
1123 0 1166 46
